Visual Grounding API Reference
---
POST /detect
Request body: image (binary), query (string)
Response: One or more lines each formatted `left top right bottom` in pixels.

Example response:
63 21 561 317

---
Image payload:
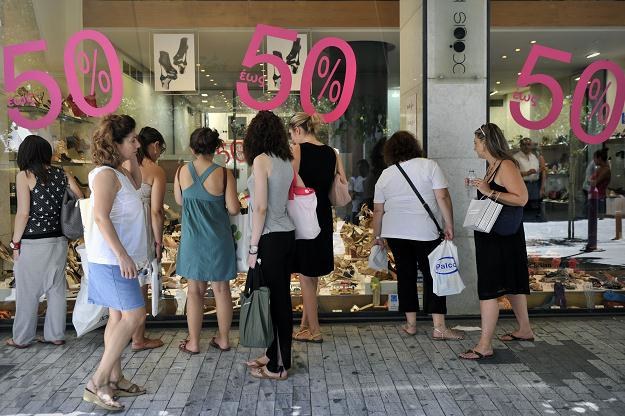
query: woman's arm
150 166 166 261
225 169 241 216
173 166 183 206
372 202 384 246
92 169 137 278
11 172 30 260
475 160 528 206
64 168 84 199
434 188 454 240
247 155 270 268
334 149 348 183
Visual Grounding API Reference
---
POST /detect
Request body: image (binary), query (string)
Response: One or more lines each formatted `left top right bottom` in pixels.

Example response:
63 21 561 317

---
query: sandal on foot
459 349 494 361
36 336 65 346
109 378 146 397
292 326 309 338
132 337 164 352
293 329 323 343
178 340 199 355
83 384 124 411
245 356 269 368
401 323 417 336
250 366 288 381
5 338 30 349
498 333 535 342
209 337 231 352
432 328 465 341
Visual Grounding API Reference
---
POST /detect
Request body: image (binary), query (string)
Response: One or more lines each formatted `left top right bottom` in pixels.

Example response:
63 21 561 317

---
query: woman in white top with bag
371 131 463 340
83 115 148 411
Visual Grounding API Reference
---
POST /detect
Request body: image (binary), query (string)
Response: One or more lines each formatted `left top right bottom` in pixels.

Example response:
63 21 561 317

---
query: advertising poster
153 33 196 92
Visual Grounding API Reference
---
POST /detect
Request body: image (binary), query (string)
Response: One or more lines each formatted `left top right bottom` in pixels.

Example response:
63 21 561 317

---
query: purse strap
395 163 444 239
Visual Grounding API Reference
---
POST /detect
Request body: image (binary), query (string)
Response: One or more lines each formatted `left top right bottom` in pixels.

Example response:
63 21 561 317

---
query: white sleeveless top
86 166 147 265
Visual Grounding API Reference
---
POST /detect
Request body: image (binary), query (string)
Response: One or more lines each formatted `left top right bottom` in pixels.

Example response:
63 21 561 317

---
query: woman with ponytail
289 112 346 343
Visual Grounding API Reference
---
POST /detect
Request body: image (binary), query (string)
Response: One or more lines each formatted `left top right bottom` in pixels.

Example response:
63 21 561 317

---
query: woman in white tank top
83 115 148 412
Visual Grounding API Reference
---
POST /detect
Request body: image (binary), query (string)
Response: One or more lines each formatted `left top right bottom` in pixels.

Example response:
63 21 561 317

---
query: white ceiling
490 28 625 96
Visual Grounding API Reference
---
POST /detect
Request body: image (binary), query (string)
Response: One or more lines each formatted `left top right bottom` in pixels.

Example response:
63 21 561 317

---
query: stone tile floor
1 316 625 415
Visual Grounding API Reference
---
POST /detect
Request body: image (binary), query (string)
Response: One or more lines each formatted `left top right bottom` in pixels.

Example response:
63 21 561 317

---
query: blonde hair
289 112 323 136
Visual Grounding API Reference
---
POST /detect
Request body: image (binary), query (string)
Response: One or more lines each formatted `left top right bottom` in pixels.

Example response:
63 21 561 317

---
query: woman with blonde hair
83 115 148 411
460 123 534 361
289 112 346 343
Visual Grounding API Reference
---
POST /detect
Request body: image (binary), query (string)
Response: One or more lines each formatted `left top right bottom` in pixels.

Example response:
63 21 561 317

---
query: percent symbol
317 56 342 103
586 79 612 124
79 49 111 95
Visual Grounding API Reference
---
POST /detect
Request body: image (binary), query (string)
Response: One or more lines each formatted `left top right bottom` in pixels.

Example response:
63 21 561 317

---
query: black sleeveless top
23 166 67 239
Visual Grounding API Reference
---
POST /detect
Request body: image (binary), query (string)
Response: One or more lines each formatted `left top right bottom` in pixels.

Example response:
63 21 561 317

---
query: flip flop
5 338 29 349
245 357 269 369
36 337 65 346
498 333 535 342
400 324 417 336
209 337 231 352
459 349 495 361
109 379 146 397
178 340 199 355
131 338 164 352
250 366 288 381
292 329 323 343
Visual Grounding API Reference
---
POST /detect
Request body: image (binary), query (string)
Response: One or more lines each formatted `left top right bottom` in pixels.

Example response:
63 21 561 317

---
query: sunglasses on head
479 126 486 137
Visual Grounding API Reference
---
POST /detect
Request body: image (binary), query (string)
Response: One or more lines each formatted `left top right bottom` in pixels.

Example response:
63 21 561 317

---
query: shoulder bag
239 260 274 348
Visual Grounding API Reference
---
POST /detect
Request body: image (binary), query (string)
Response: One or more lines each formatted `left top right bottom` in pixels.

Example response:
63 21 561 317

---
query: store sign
236 24 356 122
511 43 625 144
3 29 123 129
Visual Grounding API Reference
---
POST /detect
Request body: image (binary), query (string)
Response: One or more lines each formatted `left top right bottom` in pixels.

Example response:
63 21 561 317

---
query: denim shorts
88 263 145 311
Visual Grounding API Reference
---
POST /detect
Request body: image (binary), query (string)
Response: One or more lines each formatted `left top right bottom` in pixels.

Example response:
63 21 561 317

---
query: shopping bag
150 258 161 317
73 245 109 337
462 197 503 233
368 244 388 271
239 260 274 348
230 209 250 272
79 198 93 241
287 171 321 240
428 240 465 297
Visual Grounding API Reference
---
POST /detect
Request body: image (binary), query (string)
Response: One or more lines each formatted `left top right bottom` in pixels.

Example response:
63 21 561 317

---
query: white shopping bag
150 258 161 317
368 245 388 271
230 210 250 272
463 197 502 233
73 245 109 337
428 240 465 296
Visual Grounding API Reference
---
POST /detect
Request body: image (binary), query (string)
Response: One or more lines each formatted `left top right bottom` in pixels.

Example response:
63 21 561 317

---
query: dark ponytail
17 135 53 183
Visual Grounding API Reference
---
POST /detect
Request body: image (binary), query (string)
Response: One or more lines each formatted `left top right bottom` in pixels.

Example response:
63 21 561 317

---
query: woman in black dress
460 123 535 361
289 112 346 343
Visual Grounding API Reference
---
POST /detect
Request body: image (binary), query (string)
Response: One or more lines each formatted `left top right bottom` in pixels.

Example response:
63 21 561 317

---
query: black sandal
459 349 495 361
499 333 535 342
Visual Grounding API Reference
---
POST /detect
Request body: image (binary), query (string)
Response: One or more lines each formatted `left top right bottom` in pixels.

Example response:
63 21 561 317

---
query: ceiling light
586 52 600 59
489 90 498 96
201 100 208 103
213 83 218 86
196 63 201 67
502 55 507 59
201 93 208 97
496 81 501 85
205 74 209 77
200 69 205 73
530 40 537 44
514 48 521 52
209 105 215 109
574 76 581 81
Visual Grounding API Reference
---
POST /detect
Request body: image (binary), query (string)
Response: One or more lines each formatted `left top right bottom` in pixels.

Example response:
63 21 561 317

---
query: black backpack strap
395 163 444 239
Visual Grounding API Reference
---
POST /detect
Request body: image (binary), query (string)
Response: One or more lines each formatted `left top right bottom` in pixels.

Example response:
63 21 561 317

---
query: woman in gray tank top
243 111 295 381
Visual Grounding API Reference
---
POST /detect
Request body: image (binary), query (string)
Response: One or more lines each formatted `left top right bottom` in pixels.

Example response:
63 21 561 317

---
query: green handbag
239 260 274 348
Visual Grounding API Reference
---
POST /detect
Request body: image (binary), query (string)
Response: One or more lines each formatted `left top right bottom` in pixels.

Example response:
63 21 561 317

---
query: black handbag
61 188 83 239
395 163 445 240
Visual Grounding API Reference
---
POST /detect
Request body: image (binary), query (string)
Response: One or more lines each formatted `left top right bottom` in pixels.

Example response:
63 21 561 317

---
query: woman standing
175 128 239 354
459 123 534 361
6 135 83 348
586 148 611 251
124 126 166 352
244 111 295 380
84 115 148 411
289 112 345 343
371 131 463 340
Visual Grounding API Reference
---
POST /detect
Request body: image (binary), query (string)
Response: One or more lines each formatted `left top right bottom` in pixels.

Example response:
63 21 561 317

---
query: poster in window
266 34 308 92
153 33 196 92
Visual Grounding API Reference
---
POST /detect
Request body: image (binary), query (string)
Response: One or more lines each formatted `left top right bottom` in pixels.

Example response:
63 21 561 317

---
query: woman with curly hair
174 127 240 354
243 111 295 380
83 115 147 411
371 131 464 340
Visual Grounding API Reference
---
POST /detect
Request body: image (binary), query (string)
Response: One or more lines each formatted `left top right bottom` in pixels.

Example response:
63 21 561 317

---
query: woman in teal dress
174 128 240 354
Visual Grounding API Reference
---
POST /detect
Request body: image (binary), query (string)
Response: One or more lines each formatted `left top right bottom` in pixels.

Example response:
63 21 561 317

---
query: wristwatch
249 245 258 255
9 240 21 250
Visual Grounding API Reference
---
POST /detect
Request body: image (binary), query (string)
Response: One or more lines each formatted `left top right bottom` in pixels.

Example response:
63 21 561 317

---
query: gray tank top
247 154 295 235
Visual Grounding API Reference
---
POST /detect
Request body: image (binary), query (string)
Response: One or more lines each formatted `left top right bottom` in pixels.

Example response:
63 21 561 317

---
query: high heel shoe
158 51 178 89
173 37 188 74
285 38 301 74
272 50 283 87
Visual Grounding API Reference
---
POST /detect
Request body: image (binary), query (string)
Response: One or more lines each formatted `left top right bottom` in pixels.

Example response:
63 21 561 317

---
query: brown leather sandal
293 329 323 343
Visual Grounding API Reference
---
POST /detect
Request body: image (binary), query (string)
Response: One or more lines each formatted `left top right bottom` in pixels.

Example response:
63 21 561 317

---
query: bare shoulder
500 159 519 173
93 167 119 188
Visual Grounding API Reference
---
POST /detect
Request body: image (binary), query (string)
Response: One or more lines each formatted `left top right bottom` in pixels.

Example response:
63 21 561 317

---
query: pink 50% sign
3 29 123 129
237 24 356 123
511 44 625 145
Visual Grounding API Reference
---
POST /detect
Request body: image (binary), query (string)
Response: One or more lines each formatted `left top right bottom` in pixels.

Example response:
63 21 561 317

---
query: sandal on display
292 329 323 343
498 333 535 342
5 338 29 349
432 328 465 341
245 356 269 369
459 349 495 361
131 337 164 352
250 366 288 381
178 340 199 355
209 337 231 352
83 382 124 412
109 378 146 397
400 323 417 336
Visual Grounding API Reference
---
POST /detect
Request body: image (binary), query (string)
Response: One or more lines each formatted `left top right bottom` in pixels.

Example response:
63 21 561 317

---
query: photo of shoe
266 34 307 92
173 37 188 74
272 50 283 89
285 38 301 74
153 33 196 92
158 51 178 90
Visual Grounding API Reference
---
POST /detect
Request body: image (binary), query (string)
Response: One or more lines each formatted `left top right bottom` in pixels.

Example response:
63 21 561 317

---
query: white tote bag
150 258 161 317
73 245 109 337
462 197 503 233
428 240 465 297
287 173 321 240
230 210 251 272
368 244 388 271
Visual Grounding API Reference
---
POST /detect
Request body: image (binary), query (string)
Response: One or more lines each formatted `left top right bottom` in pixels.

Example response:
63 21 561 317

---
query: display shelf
9 105 93 124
